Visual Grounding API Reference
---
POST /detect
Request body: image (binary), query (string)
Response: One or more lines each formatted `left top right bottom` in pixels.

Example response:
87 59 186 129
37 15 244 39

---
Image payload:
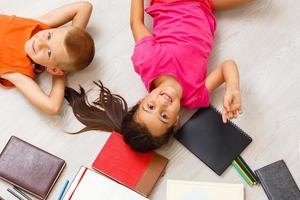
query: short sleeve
182 84 210 109
131 35 177 92
131 35 156 74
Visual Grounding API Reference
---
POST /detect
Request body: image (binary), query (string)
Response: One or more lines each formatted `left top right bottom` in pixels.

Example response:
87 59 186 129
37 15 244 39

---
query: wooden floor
0 0 299 199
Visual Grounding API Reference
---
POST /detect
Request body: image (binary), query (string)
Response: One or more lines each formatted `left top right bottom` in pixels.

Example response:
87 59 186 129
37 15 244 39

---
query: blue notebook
175 105 252 176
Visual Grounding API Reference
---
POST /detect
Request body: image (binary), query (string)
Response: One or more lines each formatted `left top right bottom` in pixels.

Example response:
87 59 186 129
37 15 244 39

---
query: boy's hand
222 86 242 123
2 72 65 115
37 1 93 29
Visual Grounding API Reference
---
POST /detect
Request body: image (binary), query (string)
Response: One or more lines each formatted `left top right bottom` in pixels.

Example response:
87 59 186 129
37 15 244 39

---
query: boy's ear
46 67 65 76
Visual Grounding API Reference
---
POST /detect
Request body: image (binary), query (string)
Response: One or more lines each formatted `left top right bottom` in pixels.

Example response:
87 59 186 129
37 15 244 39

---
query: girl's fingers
223 97 231 112
239 106 243 114
232 103 241 111
222 110 228 123
234 111 238 118
228 111 234 119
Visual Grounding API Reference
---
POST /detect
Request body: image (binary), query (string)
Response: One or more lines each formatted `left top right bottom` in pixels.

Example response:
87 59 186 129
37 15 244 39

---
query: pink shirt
132 1 216 109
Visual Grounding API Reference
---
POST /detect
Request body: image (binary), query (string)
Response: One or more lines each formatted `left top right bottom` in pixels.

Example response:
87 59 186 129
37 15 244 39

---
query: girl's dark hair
121 104 175 152
64 81 175 152
64 81 127 133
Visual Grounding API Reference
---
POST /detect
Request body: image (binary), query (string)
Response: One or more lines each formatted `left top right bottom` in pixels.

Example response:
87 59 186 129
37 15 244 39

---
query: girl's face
135 86 181 137
24 27 70 72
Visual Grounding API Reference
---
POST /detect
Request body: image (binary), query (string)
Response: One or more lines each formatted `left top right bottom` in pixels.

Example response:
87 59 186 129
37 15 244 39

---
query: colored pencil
237 156 260 183
232 160 254 186
233 160 254 185
235 157 257 184
7 188 24 200
58 180 69 200
13 187 32 200
235 158 257 185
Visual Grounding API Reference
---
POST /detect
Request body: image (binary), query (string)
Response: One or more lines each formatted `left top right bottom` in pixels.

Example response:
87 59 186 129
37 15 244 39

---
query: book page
63 167 148 200
167 180 244 200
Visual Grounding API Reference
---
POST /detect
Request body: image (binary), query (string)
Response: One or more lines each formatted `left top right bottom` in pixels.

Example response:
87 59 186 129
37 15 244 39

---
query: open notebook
167 180 244 200
62 167 149 200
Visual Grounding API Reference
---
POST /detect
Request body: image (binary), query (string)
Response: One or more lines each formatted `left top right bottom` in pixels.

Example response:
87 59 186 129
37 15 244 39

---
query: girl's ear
46 67 65 76
137 98 144 104
174 115 180 128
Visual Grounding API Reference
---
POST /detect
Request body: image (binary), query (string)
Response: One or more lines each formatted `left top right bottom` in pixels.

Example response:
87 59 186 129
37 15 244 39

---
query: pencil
7 188 24 200
232 160 254 186
13 187 32 200
58 180 69 200
235 157 257 184
237 156 260 183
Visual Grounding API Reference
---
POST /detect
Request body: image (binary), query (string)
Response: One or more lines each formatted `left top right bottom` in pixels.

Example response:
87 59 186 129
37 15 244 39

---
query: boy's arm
2 73 65 115
36 1 93 29
130 0 152 42
205 60 242 123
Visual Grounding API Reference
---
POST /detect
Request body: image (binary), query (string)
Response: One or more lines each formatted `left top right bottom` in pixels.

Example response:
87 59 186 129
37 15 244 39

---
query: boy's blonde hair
63 27 95 72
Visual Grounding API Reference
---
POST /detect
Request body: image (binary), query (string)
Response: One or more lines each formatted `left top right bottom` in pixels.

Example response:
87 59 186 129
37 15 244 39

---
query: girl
65 0 253 152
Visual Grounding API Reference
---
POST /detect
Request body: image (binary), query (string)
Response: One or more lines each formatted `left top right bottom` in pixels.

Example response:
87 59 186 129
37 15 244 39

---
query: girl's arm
2 73 65 115
205 60 242 123
130 0 152 42
36 1 93 29
212 0 254 10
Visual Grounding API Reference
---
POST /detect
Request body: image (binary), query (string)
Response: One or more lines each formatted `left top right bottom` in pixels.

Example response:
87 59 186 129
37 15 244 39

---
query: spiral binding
209 104 252 141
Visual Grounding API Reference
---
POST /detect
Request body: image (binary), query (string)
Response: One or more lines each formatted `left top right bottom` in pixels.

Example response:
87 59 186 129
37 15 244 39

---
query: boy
0 1 95 115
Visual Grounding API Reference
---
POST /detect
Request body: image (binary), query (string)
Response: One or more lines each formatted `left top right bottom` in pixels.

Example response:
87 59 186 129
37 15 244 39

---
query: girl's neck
153 75 183 99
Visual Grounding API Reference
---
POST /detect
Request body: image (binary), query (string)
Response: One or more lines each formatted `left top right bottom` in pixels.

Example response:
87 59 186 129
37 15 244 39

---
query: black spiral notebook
175 105 252 176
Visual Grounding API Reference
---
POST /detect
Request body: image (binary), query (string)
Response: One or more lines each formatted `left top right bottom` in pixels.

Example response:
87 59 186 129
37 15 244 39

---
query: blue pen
57 180 69 200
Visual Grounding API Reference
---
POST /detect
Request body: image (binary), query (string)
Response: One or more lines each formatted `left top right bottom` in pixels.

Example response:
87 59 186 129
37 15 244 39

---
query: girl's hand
222 86 242 123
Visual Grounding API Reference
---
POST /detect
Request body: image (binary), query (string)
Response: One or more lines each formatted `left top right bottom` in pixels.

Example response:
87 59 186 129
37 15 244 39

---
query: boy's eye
47 49 52 58
47 32 51 40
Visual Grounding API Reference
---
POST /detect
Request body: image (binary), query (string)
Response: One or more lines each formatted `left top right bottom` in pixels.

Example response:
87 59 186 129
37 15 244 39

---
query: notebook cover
166 180 244 200
255 160 300 200
92 131 169 197
62 167 149 200
175 105 252 176
0 136 66 200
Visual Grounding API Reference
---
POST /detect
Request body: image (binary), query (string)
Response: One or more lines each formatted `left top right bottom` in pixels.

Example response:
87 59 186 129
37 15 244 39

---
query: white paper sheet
167 180 244 200
63 167 148 200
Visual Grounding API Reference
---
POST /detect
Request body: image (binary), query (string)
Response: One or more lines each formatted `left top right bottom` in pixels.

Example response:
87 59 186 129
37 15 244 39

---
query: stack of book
63 131 169 199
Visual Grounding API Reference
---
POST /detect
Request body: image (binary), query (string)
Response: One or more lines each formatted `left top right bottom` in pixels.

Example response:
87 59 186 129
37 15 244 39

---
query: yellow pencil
233 160 254 186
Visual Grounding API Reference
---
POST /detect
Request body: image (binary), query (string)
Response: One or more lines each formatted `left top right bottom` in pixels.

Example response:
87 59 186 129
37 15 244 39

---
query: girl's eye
47 32 51 40
148 104 154 110
47 49 52 58
161 112 168 119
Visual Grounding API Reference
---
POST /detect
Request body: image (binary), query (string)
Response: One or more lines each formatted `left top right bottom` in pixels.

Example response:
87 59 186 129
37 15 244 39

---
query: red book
92 131 169 197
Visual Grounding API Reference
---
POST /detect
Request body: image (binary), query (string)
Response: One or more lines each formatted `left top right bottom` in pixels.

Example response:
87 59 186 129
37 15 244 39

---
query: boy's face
25 27 71 73
135 87 181 137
